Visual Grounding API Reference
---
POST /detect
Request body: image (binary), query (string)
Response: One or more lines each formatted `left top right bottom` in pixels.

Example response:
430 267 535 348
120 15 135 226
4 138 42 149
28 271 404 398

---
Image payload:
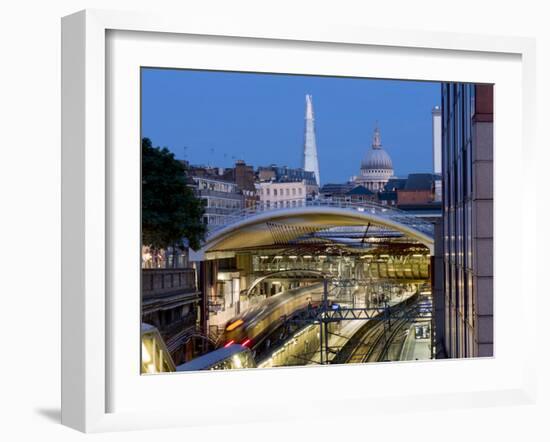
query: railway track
364 317 409 362
344 297 424 364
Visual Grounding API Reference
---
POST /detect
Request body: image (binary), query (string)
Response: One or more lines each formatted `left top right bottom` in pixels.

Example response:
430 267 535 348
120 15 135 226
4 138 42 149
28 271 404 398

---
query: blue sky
141 68 440 184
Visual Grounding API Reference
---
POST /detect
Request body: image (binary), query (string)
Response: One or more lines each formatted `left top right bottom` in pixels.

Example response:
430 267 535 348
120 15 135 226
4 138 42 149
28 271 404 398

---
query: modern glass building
440 83 494 358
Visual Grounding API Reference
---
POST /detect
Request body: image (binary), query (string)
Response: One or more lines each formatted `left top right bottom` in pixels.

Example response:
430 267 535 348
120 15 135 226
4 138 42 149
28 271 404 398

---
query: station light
217 272 233 281
303 255 312 259
232 355 242 369
289 255 297 259
141 342 152 364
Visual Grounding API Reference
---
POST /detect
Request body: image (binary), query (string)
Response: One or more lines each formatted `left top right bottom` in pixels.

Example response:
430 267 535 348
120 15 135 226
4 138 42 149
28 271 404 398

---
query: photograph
139 68 494 373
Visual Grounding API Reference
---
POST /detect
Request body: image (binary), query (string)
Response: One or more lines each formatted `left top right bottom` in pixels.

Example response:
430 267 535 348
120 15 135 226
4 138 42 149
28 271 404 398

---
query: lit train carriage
221 282 324 347
176 344 256 371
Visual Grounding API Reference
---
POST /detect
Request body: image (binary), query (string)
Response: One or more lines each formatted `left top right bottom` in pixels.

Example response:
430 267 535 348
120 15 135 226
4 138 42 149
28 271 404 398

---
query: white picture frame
61 9 537 433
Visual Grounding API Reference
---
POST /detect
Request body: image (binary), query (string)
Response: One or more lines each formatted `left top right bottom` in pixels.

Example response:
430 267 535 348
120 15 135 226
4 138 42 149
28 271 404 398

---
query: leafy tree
142 138 206 256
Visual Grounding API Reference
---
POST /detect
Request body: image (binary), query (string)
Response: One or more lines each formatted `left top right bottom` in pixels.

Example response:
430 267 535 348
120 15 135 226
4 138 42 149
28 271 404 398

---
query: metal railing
205 198 434 238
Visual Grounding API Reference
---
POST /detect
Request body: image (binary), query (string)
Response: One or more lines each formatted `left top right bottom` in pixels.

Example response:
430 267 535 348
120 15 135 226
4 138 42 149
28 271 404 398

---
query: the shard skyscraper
303 94 320 186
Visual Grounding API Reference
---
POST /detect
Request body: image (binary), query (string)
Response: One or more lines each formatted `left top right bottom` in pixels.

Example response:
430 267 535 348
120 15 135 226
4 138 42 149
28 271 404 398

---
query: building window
274 189 277 196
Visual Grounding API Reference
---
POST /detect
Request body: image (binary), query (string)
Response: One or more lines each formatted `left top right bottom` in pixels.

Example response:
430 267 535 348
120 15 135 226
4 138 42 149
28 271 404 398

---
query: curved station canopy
193 202 434 259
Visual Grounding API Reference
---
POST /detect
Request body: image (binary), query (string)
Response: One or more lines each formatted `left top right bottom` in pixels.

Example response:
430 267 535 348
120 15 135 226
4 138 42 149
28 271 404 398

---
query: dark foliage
142 137 206 251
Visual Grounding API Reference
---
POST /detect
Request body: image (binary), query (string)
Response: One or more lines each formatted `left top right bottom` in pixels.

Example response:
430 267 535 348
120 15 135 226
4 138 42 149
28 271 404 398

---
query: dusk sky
141 68 441 184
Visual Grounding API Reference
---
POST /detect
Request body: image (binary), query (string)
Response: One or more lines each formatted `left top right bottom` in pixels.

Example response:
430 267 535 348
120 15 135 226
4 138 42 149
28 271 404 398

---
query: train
176 344 256 371
221 282 325 348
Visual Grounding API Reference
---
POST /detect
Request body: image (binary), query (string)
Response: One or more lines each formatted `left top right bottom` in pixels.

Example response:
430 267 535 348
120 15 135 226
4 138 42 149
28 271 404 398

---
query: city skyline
141 68 440 184
139 77 493 374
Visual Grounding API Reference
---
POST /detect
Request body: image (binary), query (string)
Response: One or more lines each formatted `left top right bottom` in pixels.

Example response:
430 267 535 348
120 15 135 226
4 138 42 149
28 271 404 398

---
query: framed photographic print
61 9 537 433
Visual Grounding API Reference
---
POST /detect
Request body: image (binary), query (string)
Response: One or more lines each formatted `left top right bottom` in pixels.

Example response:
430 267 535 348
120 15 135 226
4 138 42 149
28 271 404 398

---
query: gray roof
403 173 435 191
346 185 375 196
320 183 355 194
384 178 407 191
176 344 249 371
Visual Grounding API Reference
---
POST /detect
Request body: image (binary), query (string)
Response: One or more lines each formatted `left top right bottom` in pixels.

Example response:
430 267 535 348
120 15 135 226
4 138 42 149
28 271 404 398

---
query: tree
142 138 206 257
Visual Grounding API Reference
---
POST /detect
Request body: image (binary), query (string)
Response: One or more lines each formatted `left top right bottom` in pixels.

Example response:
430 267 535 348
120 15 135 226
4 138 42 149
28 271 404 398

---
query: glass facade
441 83 493 358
